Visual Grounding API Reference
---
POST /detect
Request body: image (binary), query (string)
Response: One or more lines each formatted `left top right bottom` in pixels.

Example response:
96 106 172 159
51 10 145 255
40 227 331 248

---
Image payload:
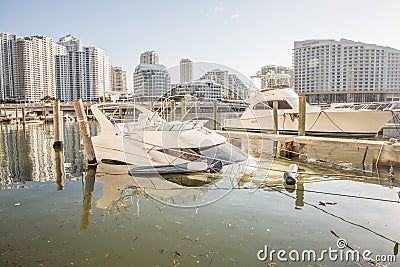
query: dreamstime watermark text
257 238 396 263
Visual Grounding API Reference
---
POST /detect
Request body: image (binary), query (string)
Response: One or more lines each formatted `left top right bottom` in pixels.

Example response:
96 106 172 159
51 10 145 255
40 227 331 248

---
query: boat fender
206 160 223 173
283 171 296 185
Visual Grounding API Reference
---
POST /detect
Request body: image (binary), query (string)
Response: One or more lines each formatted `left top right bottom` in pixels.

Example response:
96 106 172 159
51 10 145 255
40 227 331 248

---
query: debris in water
181 235 198 242
319 201 337 206
14 203 20 206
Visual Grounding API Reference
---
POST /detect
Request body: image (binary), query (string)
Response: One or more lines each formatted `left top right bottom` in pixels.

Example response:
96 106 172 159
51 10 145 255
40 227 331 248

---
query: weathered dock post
15 106 19 128
181 99 186 120
53 100 63 148
43 106 47 123
21 106 26 124
170 100 175 121
361 146 369 166
273 101 279 134
212 99 218 130
298 96 306 136
273 100 279 157
54 147 65 190
119 104 123 120
73 99 97 165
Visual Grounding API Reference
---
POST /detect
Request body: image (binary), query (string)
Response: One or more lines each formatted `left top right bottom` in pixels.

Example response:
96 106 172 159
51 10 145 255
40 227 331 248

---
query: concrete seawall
217 130 400 167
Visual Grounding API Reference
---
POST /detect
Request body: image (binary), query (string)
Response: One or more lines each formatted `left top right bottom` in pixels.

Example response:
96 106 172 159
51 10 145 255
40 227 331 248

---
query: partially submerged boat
223 88 400 137
91 103 256 175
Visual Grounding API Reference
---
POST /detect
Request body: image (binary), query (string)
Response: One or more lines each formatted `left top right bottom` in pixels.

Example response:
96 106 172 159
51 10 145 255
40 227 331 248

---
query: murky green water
0 123 399 266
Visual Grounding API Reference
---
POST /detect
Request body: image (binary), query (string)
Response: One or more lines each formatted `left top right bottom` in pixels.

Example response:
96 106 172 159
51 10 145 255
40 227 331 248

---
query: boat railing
330 101 400 111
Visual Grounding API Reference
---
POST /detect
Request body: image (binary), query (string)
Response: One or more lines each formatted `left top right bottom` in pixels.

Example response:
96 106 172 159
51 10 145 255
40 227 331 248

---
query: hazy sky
2 0 400 90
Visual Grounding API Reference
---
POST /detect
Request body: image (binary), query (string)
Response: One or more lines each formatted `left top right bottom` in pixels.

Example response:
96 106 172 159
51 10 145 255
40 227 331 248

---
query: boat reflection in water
90 103 265 208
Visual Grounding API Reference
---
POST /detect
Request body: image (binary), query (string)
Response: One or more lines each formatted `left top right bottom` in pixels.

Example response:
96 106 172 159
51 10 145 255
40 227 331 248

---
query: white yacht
223 88 399 137
91 103 256 174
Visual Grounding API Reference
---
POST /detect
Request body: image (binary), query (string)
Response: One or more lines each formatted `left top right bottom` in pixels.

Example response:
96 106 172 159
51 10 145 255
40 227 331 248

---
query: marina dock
218 130 400 167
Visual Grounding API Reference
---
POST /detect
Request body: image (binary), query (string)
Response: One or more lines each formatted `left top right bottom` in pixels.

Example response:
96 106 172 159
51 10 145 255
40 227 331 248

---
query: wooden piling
298 96 306 136
53 100 63 148
181 99 186 120
73 99 97 165
43 107 46 123
54 147 65 190
119 105 123 120
361 146 369 166
170 100 175 121
212 100 218 130
273 100 279 135
21 106 26 124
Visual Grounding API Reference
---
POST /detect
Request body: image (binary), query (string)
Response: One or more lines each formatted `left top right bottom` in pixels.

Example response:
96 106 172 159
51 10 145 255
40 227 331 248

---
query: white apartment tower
180 58 193 84
293 39 400 103
111 66 127 93
176 80 222 100
0 32 20 101
133 64 171 99
200 69 248 100
58 34 82 52
0 32 67 102
55 45 111 102
140 51 159 64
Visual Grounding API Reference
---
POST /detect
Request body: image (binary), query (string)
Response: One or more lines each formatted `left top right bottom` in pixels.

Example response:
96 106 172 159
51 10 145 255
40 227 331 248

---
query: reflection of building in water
63 123 84 177
0 123 85 185
28 125 54 181
0 125 33 183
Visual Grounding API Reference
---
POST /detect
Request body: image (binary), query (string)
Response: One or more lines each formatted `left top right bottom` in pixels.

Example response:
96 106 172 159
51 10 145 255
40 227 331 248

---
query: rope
261 184 400 204
264 184 400 245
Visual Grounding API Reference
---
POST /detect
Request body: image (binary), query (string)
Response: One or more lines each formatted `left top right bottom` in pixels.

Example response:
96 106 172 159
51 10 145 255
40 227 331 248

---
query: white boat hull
224 109 394 137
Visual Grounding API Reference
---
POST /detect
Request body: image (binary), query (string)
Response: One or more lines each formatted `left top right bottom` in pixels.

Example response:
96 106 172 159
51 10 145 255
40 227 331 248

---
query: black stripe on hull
222 127 378 138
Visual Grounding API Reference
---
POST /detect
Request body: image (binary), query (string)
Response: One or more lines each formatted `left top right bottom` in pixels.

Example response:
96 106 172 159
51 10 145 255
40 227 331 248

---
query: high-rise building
140 51 159 64
133 64 170 99
58 34 82 52
111 66 127 93
293 38 400 103
260 65 293 89
199 69 248 100
176 80 222 100
55 42 111 102
0 32 20 101
0 33 67 102
180 58 193 84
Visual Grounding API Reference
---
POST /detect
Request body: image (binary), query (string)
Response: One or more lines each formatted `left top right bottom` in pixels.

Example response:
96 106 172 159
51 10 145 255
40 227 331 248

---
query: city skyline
2 0 400 91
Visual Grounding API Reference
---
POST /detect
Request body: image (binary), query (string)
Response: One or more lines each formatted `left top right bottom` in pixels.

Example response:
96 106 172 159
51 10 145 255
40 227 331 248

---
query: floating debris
13 203 20 206
319 201 337 206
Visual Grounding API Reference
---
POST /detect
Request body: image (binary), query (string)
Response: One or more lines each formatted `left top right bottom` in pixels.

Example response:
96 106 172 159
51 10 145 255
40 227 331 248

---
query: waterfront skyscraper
180 58 193 84
0 32 20 101
0 32 67 102
175 80 222 100
133 64 170 99
293 39 400 103
199 69 248 100
140 51 159 64
111 66 127 93
57 34 82 52
55 45 111 102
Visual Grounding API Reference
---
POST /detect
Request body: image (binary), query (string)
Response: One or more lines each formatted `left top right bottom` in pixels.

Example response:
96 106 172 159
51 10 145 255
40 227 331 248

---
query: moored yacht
223 88 399 137
91 103 256 174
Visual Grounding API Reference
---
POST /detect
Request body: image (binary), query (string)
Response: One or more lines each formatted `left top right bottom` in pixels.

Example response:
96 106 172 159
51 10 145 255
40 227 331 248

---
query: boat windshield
266 100 293 109
253 101 272 110
199 143 248 164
